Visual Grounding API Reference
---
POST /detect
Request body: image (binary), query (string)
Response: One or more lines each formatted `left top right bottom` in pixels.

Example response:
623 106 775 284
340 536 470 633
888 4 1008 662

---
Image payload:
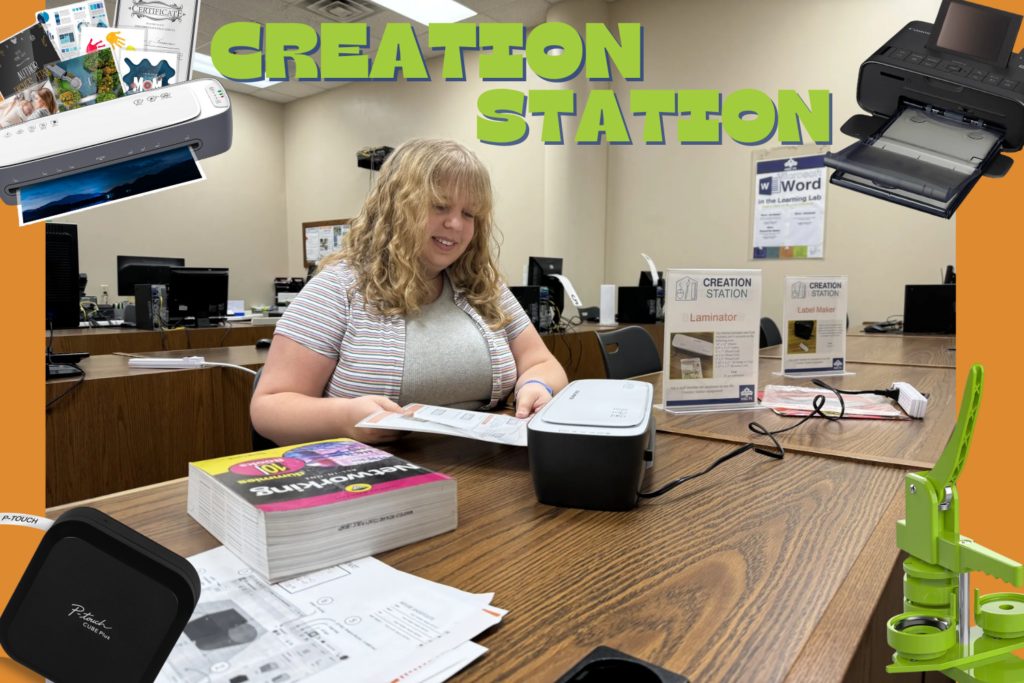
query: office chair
760 317 782 348
595 326 662 380
251 366 278 452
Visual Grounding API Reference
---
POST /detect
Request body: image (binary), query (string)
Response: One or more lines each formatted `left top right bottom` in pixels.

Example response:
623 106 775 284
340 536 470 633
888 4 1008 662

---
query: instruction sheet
662 269 762 412
782 276 848 375
155 547 504 683
752 155 827 259
357 405 528 447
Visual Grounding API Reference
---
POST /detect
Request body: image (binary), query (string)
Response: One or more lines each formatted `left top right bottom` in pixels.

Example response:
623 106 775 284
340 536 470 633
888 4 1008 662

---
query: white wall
72 92 289 309
604 0 956 327
281 50 548 286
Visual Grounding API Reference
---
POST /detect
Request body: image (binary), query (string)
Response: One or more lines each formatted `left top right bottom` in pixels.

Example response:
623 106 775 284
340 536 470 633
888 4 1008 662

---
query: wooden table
47 431 907 683
760 334 955 369
647 361 956 470
46 347 269 506
48 321 276 356
542 322 663 381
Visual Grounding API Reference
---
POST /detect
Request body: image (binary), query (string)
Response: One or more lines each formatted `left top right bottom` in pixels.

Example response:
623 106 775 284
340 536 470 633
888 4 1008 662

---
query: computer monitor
168 267 229 327
117 255 185 296
46 223 81 330
527 257 564 320
904 284 956 334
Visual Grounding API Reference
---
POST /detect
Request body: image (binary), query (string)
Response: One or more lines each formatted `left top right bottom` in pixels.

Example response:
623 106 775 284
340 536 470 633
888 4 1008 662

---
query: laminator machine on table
826 0 1024 218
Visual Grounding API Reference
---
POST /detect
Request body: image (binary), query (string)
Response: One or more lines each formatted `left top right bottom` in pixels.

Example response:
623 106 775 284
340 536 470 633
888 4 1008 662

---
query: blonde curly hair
319 138 510 329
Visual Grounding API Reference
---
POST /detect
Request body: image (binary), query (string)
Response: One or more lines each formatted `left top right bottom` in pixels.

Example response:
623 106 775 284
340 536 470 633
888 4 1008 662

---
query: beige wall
72 93 288 309
281 50 547 287
604 0 955 327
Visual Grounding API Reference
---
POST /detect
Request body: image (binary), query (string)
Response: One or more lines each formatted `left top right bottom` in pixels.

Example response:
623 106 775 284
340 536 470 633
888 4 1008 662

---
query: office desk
647 361 957 470
48 322 276 355
47 431 906 683
760 334 955 368
46 347 268 506
542 322 663 381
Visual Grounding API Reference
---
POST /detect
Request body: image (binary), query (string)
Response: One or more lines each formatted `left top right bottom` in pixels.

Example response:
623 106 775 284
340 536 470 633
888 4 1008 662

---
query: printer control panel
879 25 1024 95
206 84 230 108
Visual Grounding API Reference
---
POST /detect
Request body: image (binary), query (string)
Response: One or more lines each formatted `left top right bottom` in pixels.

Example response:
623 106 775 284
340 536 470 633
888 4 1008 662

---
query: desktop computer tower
617 286 659 324
904 284 955 334
510 285 552 332
132 284 167 330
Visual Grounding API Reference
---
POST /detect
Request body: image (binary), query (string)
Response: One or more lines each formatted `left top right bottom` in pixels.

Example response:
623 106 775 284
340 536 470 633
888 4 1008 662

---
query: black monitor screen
117 255 185 296
168 268 228 323
46 223 80 330
929 0 1022 67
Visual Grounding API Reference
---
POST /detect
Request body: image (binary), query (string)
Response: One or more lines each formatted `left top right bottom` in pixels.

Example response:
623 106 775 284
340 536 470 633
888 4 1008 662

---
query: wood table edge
46 477 188 518
783 485 905 683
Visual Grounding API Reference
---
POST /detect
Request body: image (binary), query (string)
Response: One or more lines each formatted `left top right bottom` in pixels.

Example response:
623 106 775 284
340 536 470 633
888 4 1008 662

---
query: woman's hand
515 382 553 418
342 395 411 443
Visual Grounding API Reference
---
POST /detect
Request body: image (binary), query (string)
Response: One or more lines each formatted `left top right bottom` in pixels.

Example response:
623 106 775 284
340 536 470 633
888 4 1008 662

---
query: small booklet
761 385 910 420
357 404 530 447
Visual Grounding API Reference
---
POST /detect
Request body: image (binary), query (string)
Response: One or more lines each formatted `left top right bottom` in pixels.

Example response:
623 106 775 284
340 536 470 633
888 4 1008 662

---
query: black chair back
760 317 782 348
595 326 662 380
251 366 278 452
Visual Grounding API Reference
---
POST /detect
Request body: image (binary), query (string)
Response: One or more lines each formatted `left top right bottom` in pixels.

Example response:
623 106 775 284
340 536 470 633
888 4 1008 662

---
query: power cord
46 364 85 408
639 380 847 499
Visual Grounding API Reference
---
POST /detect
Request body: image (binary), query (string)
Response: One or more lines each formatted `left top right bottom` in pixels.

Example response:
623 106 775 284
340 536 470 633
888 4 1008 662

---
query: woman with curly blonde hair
252 138 567 446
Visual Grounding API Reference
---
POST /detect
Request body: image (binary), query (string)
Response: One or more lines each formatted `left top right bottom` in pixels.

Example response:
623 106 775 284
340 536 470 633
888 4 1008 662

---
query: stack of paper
156 547 504 683
357 404 529 447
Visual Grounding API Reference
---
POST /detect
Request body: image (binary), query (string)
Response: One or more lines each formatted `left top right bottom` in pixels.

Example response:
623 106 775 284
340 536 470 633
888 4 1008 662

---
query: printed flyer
663 269 762 412
781 275 849 376
752 154 827 259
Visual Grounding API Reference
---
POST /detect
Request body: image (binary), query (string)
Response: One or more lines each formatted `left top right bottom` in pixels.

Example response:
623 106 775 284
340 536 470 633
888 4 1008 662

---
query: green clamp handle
926 364 983 493
961 541 1024 588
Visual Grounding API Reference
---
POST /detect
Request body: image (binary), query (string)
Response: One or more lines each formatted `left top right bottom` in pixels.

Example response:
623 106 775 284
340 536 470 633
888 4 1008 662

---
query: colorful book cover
191 440 453 513
0 23 60 99
45 48 124 112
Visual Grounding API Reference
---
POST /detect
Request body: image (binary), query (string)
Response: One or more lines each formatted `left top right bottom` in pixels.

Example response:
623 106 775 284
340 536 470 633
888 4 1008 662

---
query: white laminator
0 78 232 205
671 334 714 356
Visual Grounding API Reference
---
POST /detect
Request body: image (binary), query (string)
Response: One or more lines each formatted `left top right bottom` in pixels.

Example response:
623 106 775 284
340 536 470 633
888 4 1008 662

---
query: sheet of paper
156 547 504 683
118 49 179 93
79 26 147 55
0 23 60 99
403 642 488 683
305 227 320 261
19 146 204 225
752 154 827 259
357 406 529 447
45 48 125 112
114 0 200 78
37 2 111 60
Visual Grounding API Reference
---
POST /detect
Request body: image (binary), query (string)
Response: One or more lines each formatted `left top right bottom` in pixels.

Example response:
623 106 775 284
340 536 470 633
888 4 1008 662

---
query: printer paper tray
826 104 1005 218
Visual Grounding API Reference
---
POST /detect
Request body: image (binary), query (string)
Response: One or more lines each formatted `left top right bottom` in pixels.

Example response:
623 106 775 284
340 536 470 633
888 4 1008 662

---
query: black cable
46 364 85 409
220 320 233 346
639 380 846 499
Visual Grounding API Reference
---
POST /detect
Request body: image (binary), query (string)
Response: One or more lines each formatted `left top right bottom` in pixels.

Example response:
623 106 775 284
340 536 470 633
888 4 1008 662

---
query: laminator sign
662 269 762 412
753 155 827 259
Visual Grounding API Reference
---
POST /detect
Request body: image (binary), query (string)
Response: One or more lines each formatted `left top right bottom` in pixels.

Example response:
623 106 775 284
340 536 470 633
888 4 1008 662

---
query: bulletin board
302 219 352 268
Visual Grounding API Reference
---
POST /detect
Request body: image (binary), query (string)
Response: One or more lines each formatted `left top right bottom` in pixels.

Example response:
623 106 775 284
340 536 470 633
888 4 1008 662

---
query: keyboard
79 320 127 328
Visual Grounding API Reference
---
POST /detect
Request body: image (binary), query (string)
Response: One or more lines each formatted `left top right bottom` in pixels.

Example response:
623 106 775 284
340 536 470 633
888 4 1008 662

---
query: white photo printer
527 379 655 511
825 0 1024 218
1 78 232 205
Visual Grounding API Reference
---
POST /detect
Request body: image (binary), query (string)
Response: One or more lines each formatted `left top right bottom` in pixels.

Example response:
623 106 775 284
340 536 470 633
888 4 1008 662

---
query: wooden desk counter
648 361 957 470
49 322 276 356
543 322 663 381
760 334 955 369
48 431 905 683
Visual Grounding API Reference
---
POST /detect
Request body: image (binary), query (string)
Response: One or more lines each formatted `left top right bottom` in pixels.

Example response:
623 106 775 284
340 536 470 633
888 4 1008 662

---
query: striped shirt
275 261 532 409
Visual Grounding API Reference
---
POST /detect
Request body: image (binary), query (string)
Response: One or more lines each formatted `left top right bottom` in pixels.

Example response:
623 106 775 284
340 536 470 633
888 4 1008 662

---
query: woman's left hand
515 382 553 418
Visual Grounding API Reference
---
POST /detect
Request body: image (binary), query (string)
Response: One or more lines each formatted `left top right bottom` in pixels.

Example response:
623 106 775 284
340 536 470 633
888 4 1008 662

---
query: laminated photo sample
36 2 111 60
0 80 60 129
114 0 200 78
18 146 205 225
0 22 60 99
45 48 124 112
119 51 178 93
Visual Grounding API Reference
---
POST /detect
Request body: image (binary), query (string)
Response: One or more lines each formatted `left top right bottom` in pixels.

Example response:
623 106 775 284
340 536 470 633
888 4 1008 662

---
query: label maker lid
542 379 652 428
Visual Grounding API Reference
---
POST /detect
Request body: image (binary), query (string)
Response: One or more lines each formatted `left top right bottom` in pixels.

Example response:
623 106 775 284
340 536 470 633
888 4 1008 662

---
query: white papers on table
357 405 529 447
156 546 504 683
